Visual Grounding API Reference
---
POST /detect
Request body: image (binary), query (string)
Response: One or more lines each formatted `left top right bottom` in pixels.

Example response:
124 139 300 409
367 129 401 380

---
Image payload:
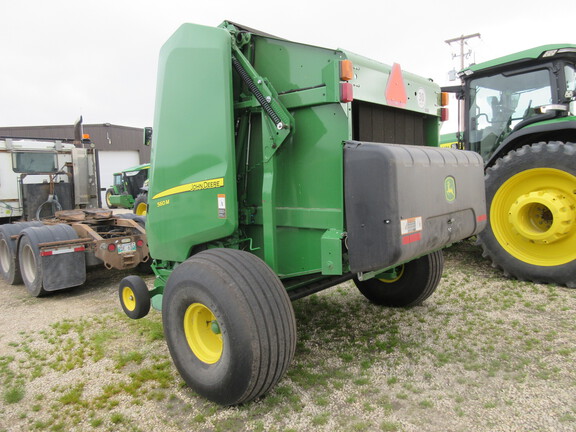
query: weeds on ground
1 239 575 431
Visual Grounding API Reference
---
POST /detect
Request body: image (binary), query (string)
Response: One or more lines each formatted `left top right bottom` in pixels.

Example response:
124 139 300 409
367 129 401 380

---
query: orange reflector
440 92 450 107
441 107 449 122
340 82 353 103
82 133 90 140
340 60 354 81
385 63 407 108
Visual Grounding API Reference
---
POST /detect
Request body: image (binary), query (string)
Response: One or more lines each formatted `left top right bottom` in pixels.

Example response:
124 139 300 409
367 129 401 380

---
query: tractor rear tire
133 193 148 216
162 249 296 406
105 188 117 209
478 142 576 287
354 250 444 307
0 222 43 285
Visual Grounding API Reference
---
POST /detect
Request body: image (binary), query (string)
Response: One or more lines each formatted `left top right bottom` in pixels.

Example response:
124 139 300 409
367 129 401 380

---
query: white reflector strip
40 246 86 257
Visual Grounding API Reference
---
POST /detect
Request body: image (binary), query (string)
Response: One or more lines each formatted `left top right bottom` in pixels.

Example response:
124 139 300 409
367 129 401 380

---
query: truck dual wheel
119 275 151 319
162 249 296 405
0 222 43 285
105 188 117 209
133 193 148 216
354 250 444 307
18 224 81 297
479 142 576 287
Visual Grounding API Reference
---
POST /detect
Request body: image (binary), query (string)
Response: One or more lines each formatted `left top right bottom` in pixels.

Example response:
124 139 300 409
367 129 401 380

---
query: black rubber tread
18 224 79 296
479 141 576 287
105 188 117 209
0 222 43 285
162 248 296 406
354 250 444 307
132 193 148 215
119 275 151 319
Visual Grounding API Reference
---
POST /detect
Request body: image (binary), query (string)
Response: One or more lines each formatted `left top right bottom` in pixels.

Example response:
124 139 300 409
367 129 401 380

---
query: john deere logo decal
444 176 456 202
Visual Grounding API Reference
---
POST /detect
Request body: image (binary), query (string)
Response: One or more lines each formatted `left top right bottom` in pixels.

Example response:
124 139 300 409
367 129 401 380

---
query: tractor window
113 174 123 186
467 69 552 160
565 65 576 94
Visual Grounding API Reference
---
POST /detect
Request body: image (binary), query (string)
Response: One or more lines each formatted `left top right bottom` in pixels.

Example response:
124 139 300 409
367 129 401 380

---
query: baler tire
162 248 296 406
119 275 151 319
0 222 43 285
354 250 444 307
133 193 148 216
105 188 117 209
478 142 576 287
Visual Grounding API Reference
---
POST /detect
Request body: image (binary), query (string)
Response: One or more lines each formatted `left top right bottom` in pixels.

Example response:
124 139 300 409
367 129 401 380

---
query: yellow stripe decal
152 177 224 200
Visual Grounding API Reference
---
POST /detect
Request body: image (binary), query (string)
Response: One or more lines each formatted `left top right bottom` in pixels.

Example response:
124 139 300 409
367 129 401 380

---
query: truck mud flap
344 141 487 273
21 224 86 291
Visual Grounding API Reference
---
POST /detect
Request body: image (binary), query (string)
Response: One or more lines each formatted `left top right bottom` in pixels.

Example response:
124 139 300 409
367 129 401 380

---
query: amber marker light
340 60 354 81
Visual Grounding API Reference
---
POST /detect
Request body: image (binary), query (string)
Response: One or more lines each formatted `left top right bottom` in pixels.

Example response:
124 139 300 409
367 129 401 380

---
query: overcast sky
1 0 573 133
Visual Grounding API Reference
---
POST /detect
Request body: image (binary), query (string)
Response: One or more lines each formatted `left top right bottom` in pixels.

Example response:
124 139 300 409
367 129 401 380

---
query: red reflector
441 107 449 122
385 63 407 108
477 214 487 222
108 243 116 252
74 246 85 252
402 232 422 245
40 251 53 257
340 82 353 103
136 240 144 248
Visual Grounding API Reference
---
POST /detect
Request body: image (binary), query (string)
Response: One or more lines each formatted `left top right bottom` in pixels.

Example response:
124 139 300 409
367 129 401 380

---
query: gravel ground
1 239 575 432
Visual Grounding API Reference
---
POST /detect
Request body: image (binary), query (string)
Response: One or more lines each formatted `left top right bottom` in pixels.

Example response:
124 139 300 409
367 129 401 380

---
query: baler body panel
147 24 238 261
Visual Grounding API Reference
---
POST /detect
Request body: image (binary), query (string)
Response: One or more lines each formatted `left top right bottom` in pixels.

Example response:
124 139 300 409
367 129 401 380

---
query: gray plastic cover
344 141 487 273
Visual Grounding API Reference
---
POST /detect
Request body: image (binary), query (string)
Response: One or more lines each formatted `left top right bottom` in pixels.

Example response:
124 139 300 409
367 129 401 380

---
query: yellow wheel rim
184 303 223 364
135 203 147 216
122 287 136 311
106 192 113 207
491 168 576 266
378 265 405 283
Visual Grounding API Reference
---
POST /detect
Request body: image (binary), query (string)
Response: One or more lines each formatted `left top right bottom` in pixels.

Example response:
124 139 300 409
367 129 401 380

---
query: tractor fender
486 120 576 168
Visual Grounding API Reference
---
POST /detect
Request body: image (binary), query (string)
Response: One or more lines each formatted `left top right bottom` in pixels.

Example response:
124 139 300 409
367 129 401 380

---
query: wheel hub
0 239 10 272
508 189 575 244
184 303 223 364
122 287 137 311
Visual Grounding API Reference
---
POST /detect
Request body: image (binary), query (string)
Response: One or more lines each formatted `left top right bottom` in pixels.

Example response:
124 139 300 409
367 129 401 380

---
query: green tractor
118 21 487 405
105 163 150 214
443 45 576 287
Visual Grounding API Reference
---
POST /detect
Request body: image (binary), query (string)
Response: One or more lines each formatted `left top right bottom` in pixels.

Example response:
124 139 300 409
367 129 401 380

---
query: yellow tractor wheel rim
491 168 576 266
122 287 137 311
184 303 223 364
135 202 147 216
378 265 405 283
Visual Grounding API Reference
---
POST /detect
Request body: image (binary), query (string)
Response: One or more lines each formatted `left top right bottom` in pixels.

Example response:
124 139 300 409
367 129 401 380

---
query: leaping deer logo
445 177 456 202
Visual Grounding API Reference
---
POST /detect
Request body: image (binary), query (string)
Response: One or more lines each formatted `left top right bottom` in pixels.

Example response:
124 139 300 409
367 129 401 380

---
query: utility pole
445 33 481 70
444 33 480 140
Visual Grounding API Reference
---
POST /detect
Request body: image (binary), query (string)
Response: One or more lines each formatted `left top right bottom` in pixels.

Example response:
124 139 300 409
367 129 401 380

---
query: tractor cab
105 163 150 209
461 45 576 161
